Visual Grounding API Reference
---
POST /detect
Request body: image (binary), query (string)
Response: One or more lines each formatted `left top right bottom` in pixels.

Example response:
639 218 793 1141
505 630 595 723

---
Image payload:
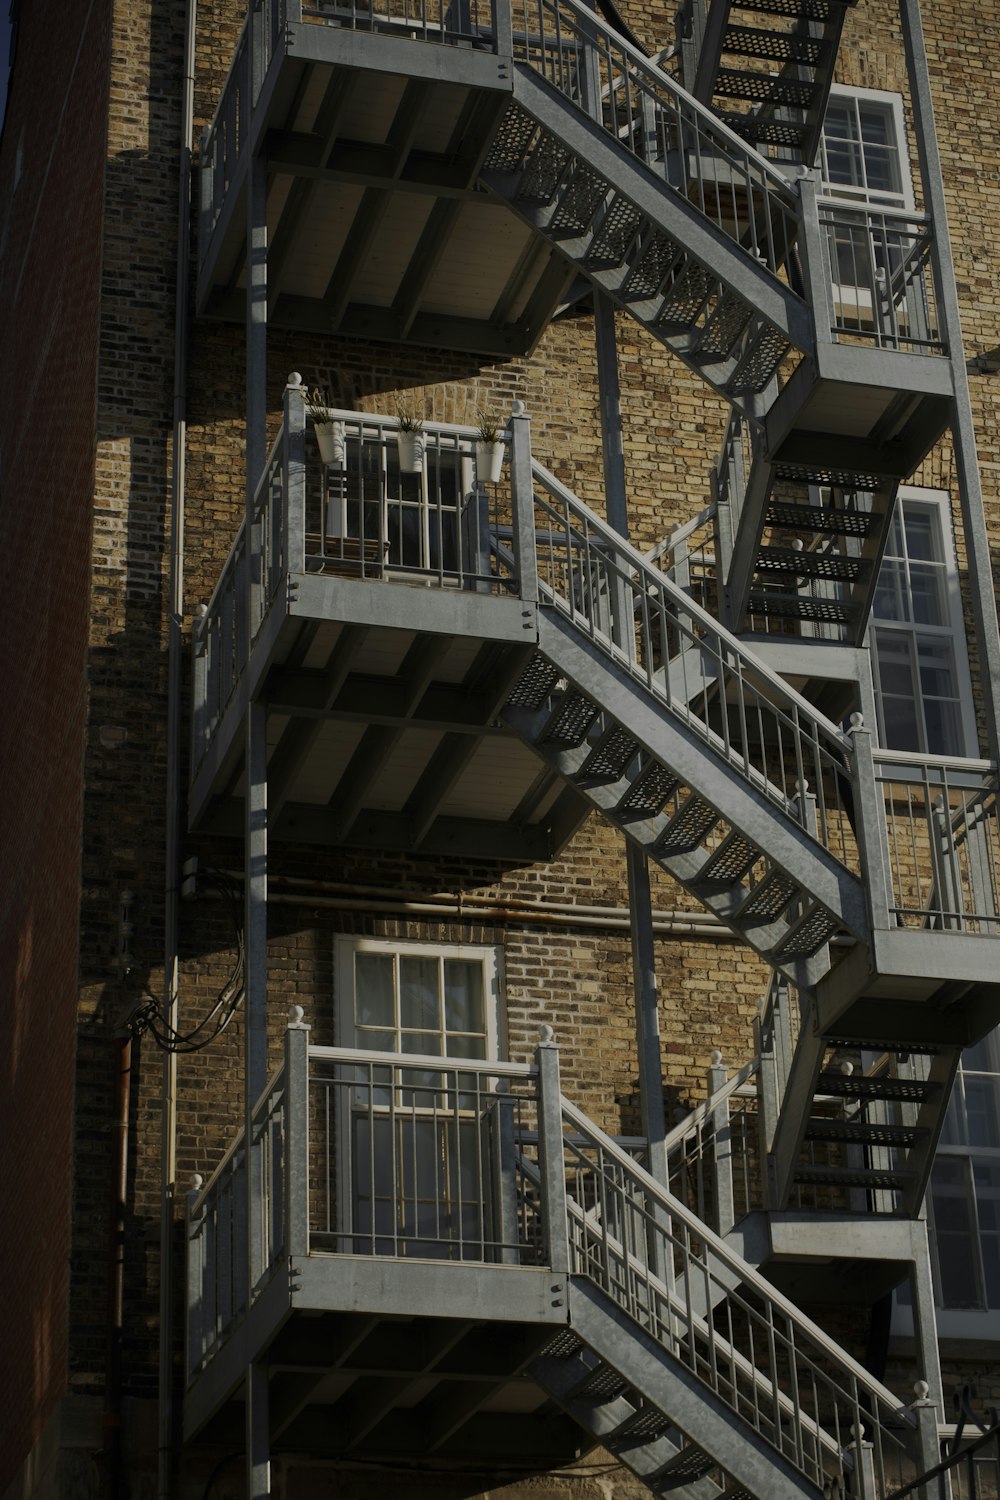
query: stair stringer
534 1278 834 1500
501 609 870 989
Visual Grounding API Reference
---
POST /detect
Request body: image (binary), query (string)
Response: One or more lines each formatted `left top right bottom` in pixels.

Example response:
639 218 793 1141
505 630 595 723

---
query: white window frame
870 487 977 758
819 86 914 212
333 936 505 1258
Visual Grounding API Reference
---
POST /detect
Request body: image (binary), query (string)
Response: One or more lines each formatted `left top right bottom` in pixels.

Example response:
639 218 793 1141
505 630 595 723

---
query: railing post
284 1006 310 1262
797 173 837 350
509 400 539 605
845 1425 877 1500
190 605 208 767
535 1026 570 1277
848 714 893 932
492 0 513 60
755 992 779 1157
283 372 306 579
932 795 962 930
708 1050 735 1237
185 1174 205 1383
910 1383 946 1500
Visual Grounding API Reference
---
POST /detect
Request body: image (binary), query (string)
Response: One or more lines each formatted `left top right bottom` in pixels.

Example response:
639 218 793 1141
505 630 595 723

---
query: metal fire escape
183 0 1000 1494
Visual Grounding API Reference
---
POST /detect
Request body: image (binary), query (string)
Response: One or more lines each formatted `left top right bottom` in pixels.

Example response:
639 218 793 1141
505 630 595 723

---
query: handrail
662 1055 759 1156
558 1091 917 1442
307 1042 536 1077
643 501 717 564
530 458 850 752
190 1060 284 1215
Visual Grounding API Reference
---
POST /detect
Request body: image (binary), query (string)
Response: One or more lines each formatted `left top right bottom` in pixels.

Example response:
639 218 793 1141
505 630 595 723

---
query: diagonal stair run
525 1087 921 1499
479 0 813 411
498 460 869 990
691 0 859 166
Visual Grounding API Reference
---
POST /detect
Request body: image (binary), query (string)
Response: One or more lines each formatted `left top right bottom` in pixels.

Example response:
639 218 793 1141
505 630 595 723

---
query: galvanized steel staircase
499 458 870 992
691 0 858 164
481 0 812 410
714 412 901 640
525 1085 921 1499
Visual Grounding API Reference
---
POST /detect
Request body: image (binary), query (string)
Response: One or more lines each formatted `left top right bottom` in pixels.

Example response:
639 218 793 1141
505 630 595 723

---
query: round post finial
511 399 526 417
289 1004 305 1026
190 1173 204 1191
287 371 303 388
913 1379 930 1401
539 1022 554 1045
710 1049 723 1066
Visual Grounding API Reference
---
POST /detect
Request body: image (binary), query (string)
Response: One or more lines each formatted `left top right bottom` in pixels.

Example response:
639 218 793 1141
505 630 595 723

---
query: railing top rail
252 421 287 510
530 457 852 754
663 1055 760 1152
644 502 718 563
190 1061 285 1214
528 0 799 203
302 404 509 444
816 197 931 224
558 1089 917 1426
873 749 996 776
308 1043 537 1078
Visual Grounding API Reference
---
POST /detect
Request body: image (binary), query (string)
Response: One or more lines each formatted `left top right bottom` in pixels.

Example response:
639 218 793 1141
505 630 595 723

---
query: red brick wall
0 0 111 1486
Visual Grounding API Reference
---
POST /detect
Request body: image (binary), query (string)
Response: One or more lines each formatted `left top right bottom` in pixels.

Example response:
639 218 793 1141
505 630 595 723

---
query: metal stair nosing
498 68 812 346
534 610 869 939
565 1278 830 1500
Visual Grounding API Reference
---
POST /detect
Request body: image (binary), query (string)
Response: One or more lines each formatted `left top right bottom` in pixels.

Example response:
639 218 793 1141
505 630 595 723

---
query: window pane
931 1158 980 1308
445 959 485 1033
399 956 440 1031
974 1163 1000 1307
355 953 394 1028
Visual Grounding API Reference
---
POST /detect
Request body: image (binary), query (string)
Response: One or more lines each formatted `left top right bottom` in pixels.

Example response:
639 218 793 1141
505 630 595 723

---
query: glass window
819 90 911 209
871 492 976 757
929 1034 1000 1313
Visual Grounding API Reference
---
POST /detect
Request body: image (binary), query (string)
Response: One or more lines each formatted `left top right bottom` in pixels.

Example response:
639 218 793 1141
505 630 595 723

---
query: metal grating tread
623 232 684 300
726 323 790 394
714 67 819 107
586 195 643 267
580 724 640 782
619 763 680 817
577 1363 631 1400
550 163 610 236
694 291 753 359
506 657 560 710
657 261 716 330
719 112 808 148
824 1036 943 1055
755 546 864 581
736 870 798 922
729 0 846 18
650 1446 717 1484
804 1119 928 1146
766 500 876 536
774 462 886 490
747 591 854 623
542 690 601 747
655 796 720 853
537 1329 584 1359
772 905 840 958
816 1072 939 1102
698 830 760 885
483 103 537 173
609 1405 674 1444
722 24 826 64
794 1166 913 1188
518 133 571 204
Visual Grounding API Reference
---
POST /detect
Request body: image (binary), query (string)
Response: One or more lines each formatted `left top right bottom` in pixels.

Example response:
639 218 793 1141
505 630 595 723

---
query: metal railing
510 0 802 279
308 1046 542 1262
644 502 719 619
819 200 944 355
556 1087 919 1498
302 0 496 41
190 522 247 770
873 752 1000 931
524 456 860 873
185 1061 287 1380
663 1053 762 1230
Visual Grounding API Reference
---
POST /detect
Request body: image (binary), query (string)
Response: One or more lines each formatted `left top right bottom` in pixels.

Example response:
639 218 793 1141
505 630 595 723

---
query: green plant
476 407 502 444
395 400 424 434
307 390 338 424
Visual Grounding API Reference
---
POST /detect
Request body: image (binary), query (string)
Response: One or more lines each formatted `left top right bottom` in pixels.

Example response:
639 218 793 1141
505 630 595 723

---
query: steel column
246 1359 271 1500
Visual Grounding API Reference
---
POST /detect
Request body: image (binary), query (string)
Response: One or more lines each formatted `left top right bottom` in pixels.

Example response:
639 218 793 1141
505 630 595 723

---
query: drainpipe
160 0 197 1493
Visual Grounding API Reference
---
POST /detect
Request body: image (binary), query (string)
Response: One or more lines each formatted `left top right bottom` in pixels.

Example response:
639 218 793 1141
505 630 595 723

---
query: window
927 1035 1000 1314
333 938 506 1260
871 490 977 757
819 88 912 210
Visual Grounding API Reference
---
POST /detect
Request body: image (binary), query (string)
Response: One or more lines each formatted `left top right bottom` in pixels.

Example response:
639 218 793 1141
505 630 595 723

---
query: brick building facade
4 0 1000 1498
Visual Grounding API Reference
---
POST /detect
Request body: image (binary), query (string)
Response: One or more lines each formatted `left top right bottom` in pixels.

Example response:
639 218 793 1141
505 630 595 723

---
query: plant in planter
395 402 425 474
308 397 346 468
474 407 506 484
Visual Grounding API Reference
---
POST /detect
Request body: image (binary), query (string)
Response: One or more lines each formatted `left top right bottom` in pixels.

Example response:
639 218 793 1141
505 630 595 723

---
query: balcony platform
184 1256 582 1465
198 13 574 354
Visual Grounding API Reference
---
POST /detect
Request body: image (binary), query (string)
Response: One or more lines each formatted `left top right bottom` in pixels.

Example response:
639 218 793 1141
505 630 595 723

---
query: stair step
541 690 600 747
714 67 819 108
697 830 760 885
794 1165 914 1188
586 195 644 267
823 1035 944 1055
507 657 560 711
804 1119 929 1147
656 261 716 331
747 590 855 623
518 133 571 204
607 1403 675 1446
618 762 680 818
774 461 887 490
722 24 826 65
691 290 754 360
755 545 865 582
765 499 876 537
734 868 799 925
729 0 846 18
622 232 686 301
649 1445 717 1487
770 902 839 959
718 112 808 149
724 323 790 394
816 1072 940 1102
573 1360 631 1402
550 163 610 237
655 794 720 853
579 724 640 782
